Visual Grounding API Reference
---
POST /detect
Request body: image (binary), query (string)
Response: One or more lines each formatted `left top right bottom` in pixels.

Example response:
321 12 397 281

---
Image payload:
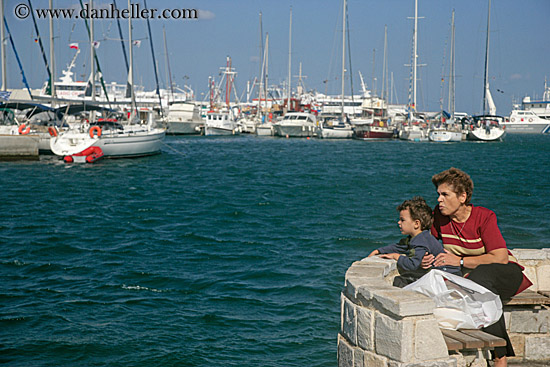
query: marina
1 0 549 366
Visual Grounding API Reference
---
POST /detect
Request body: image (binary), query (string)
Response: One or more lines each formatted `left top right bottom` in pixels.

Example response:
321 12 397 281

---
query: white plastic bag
403 269 502 330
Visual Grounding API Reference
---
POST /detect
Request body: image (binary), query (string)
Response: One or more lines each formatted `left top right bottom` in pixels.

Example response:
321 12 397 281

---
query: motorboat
204 110 241 136
164 101 203 135
353 120 394 140
273 112 317 138
318 118 353 139
504 109 550 134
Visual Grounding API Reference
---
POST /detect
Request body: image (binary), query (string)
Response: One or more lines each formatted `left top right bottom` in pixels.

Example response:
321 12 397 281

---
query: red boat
353 121 395 140
64 146 104 163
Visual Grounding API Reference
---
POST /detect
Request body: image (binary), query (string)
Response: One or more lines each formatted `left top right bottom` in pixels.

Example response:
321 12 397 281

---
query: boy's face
398 209 419 236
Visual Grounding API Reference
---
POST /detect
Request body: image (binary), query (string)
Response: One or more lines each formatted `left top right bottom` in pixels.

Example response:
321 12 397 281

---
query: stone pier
338 248 550 367
0 135 39 160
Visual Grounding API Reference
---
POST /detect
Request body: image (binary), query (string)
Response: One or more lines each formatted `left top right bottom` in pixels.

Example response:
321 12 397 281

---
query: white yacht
164 101 203 135
204 110 241 136
504 110 549 134
466 115 506 142
273 112 317 138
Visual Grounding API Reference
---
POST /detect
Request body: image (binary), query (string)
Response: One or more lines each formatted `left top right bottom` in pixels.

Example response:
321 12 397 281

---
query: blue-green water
1 135 549 366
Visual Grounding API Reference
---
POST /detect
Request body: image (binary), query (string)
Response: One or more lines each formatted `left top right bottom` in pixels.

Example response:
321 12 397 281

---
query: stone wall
338 248 550 367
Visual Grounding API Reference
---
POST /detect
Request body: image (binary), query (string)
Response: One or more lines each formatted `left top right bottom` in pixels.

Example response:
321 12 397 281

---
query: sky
2 0 550 115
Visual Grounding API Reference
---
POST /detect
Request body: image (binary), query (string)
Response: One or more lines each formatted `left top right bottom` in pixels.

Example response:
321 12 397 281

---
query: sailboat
399 0 429 142
50 0 165 159
428 10 462 142
467 0 506 142
319 0 353 139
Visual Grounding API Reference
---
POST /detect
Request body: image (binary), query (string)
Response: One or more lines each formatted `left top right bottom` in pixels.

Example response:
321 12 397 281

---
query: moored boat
466 115 506 141
273 112 317 138
504 109 550 134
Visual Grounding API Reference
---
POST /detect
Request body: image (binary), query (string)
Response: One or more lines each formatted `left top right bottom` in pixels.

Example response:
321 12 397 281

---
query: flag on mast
69 43 79 49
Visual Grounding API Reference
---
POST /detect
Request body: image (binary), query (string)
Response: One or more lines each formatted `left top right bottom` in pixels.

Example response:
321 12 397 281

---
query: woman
422 167 531 367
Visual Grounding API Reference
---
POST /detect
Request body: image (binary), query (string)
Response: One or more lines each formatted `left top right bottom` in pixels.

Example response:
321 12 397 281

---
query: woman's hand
433 249 460 267
421 252 435 269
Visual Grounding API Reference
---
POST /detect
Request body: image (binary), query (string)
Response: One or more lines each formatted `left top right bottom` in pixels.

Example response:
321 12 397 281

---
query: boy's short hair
431 167 474 204
397 196 433 230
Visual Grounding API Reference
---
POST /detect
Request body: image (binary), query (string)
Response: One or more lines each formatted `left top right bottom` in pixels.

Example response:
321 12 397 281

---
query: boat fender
89 126 102 138
18 124 31 135
48 126 58 137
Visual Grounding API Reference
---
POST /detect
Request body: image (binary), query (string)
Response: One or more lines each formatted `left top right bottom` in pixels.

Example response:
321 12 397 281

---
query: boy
368 196 461 287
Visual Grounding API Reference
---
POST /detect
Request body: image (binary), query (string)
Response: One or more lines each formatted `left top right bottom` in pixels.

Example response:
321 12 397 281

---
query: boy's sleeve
377 238 409 255
396 246 428 271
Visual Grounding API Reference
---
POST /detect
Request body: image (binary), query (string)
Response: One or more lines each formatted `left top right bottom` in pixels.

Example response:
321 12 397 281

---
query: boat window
297 115 307 120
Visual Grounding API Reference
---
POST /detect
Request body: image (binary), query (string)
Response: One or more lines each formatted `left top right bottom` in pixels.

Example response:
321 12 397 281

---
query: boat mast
163 26 174 101
448 9 455 119
0 0 5 91
128 0 136 118
340 0 347 120
287 6 292 112
482 0 491 115
49 0 56 101
89 0 94 101
381 25 388 103
258 12 263 120
412 0 418 110
225 56 231 108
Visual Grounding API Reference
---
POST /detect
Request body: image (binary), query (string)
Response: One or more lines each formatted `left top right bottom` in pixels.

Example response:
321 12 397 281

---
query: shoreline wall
338 248 550 367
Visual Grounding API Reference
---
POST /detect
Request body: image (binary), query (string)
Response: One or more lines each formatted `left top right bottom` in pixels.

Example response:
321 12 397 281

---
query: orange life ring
89 126 102 138
48 127 58 137
18 124 31 135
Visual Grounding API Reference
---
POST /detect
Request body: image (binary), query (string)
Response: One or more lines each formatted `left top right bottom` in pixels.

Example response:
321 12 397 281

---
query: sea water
1 134 549 366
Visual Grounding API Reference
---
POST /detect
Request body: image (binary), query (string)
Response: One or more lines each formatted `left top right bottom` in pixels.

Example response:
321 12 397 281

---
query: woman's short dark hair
397 196 433 231
432 167 474 204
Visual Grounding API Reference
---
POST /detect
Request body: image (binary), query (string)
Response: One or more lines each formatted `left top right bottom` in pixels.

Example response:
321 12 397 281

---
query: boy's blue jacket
376 230 461 276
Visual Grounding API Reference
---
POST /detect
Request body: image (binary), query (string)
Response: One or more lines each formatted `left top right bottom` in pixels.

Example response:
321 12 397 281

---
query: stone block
346 276 390 302
346 264 386 279
356 306 374 351
414 319 449 361
354 280 393 306
522 266 538 291
342 295 357 345
387 358 458 367
363 350 388 367
372 288 435 317
524 335 550 360
536 264 550 291
353 348 365 367
509 334 525 357
375 312 414 362
509 309 550 333
511 249 548 260
358 257 397 275
338 334 354 367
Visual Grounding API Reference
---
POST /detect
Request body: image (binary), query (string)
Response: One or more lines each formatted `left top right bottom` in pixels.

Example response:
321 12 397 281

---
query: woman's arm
433 248 508 268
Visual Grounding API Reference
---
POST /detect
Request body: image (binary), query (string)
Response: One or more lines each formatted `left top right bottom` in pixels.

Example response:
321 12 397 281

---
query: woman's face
436 182 467 217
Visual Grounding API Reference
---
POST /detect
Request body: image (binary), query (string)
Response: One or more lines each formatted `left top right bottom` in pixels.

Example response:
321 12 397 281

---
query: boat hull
501 122 550 134
166 120 203 135
428 130 462 142
273 124 316 138
204 126 240 136
467 128 506 141
353 124 394 140
50 128 166 158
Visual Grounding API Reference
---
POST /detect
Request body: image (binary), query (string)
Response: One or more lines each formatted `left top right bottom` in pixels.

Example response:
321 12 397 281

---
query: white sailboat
319 0 353 139
429 10 462 143
467 0 506 142
50 0 165 159
399 0 428 142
